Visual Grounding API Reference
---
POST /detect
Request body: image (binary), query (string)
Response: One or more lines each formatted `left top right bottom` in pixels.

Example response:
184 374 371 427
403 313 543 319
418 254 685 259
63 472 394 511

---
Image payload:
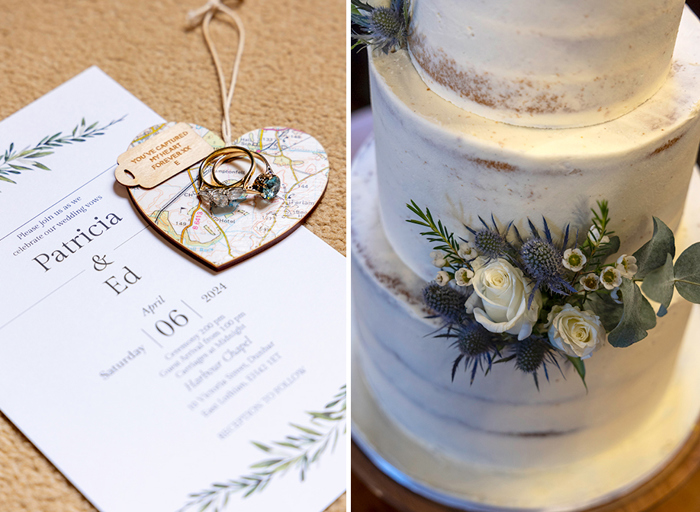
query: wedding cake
352 1 700 509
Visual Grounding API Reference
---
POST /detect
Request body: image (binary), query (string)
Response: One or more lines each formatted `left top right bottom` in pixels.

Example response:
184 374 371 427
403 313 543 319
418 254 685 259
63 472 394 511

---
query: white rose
468 258 542 340
470 256 488 271
547 304 605 359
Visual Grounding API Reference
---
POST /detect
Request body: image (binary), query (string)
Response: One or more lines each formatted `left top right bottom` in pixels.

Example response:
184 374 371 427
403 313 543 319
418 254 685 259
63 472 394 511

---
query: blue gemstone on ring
260 175 281 200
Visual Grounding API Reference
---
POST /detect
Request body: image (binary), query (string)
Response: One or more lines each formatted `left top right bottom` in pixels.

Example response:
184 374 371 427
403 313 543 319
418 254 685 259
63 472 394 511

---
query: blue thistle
422 282 468 324
449 323 498 384
517 217 577 305
351 0 409 54
513 336 562 391
464 215 513 260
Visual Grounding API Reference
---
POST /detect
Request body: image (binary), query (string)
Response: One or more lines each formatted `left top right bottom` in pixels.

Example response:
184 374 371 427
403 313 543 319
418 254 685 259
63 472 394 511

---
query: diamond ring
197 146 281 212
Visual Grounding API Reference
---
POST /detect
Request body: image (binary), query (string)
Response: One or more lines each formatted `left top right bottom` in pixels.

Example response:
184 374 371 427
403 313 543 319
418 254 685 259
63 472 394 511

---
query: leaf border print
0 116 126 187
179 385 346 512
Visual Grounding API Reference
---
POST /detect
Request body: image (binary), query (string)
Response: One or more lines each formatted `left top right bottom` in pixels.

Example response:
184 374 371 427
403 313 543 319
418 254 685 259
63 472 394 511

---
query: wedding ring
239 151 281 201
198 147 255 211
197 146 282 211
210 147 281 200
199 146 254 189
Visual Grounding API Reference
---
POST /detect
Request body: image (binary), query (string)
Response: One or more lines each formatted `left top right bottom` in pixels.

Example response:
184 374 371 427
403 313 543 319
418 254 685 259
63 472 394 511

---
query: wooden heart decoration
125 122 329 271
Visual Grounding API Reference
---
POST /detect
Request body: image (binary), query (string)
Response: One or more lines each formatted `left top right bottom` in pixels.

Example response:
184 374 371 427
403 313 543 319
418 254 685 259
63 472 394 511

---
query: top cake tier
408 0 686 128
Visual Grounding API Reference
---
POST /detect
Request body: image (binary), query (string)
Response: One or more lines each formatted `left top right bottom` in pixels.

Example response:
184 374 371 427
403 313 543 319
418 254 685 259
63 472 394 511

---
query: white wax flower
588 226 610 245
430 250 447 268
563 248 587 272
580 273 600 292
435 270 450 286
600 266 622 290
455 267 474 287
547 304 605 359
616 254 638 278
458 243 476 260
468 258 542 340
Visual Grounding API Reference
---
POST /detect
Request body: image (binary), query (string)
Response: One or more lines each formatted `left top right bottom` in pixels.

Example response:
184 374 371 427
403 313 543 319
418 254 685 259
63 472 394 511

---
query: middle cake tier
352 138 698 470
370 6 700 284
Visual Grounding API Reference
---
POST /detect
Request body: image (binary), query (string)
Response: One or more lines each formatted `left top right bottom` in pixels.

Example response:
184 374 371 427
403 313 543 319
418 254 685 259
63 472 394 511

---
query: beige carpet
0 0 346 510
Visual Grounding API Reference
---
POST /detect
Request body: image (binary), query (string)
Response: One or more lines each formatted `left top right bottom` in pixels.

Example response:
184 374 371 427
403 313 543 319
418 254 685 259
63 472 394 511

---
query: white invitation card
0 67 346 512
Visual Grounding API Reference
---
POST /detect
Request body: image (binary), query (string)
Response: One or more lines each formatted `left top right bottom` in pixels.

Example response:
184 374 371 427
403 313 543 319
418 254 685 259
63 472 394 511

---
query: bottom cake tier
351 139 700 510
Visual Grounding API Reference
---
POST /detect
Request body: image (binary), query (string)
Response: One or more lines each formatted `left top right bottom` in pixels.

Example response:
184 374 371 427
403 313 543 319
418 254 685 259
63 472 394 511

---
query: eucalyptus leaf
584 292 623 332
673 242 700 303
641 253 674 315
565 355 587 392
633 217 675 279
608 278 657 347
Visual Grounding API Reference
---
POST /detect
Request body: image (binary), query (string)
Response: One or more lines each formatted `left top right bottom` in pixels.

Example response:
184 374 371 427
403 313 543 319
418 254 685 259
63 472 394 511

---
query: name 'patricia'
32 213 123 272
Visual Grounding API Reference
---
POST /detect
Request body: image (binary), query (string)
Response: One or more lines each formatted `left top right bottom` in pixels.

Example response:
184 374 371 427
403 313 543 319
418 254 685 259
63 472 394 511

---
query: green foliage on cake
408 200 700 389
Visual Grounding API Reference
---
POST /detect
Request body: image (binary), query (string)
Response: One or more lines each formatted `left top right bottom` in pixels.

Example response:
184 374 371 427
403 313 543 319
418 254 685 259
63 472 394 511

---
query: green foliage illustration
0 116 125 187
180 385 346 512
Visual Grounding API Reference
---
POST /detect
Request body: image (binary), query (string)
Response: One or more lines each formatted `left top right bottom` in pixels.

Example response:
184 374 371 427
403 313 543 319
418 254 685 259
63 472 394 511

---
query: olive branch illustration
180 385 346 512
0 116 126 187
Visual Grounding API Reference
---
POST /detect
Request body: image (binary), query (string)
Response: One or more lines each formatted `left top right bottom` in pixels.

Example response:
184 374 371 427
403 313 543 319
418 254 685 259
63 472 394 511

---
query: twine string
187 0 245 146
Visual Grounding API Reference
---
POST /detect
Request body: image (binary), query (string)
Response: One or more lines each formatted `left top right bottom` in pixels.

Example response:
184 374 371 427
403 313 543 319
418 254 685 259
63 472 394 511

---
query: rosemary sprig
0 116 126 185
582 200 616 268
407 200 465 271
180 385 346 512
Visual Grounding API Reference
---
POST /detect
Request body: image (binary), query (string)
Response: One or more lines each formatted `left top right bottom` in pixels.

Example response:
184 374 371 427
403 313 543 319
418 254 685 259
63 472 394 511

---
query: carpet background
0 0 346 510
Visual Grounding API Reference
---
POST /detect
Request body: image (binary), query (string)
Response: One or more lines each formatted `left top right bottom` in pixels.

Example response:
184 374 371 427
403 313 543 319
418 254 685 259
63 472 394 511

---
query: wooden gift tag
114 122 213 189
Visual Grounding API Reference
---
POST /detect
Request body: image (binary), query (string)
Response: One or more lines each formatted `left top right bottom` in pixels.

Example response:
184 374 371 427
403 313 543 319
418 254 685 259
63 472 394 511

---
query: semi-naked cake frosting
374 5 700 284
408 0 687 127
354 140 696 468
352 1 700 506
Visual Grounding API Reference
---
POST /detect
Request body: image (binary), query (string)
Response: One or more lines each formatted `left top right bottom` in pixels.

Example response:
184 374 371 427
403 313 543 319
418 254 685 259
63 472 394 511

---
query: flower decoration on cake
408 200 700 389
351 0 410 53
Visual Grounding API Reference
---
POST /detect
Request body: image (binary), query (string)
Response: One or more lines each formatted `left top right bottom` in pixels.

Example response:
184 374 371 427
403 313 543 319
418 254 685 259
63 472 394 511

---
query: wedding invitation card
0 67 346 512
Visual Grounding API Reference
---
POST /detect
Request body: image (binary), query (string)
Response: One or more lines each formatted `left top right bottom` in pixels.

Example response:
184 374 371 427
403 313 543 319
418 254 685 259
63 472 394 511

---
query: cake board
350 137 700 511
351 427 700 512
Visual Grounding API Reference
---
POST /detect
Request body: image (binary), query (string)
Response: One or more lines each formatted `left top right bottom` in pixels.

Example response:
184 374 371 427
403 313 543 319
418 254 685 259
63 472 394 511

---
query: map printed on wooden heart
125 122 329 271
